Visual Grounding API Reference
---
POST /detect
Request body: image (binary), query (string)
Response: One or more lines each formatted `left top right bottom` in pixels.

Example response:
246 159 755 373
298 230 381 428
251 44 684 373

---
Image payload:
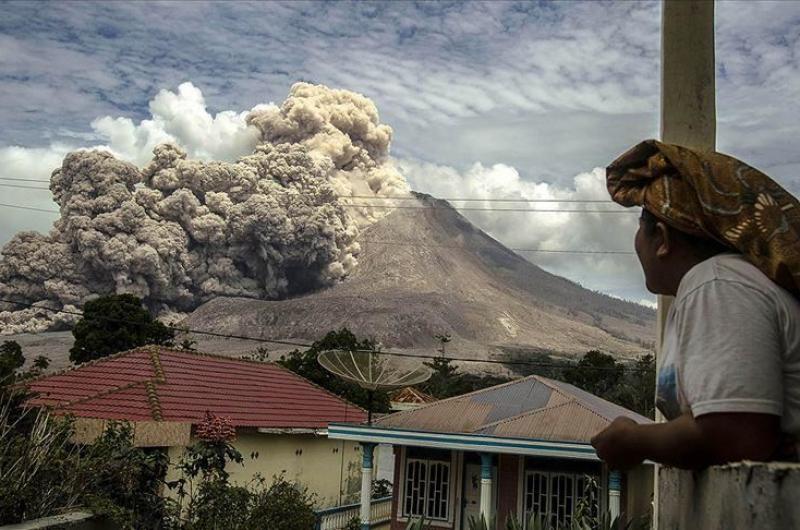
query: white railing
316 496 392 530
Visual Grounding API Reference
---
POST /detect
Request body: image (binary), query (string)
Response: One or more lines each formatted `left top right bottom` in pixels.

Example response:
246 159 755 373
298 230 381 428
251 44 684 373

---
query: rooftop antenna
318 348 433 424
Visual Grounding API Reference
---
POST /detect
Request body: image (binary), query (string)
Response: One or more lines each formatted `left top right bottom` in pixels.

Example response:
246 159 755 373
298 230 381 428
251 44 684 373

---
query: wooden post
656 1 716 526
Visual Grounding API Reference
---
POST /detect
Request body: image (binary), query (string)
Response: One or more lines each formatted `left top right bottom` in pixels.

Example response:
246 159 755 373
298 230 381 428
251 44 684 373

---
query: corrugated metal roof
478 402 610 442
373 374 651 444
26 346 367 428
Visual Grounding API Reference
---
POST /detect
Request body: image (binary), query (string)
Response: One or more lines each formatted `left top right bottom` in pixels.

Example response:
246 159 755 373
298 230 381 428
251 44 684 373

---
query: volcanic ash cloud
0 82 410 334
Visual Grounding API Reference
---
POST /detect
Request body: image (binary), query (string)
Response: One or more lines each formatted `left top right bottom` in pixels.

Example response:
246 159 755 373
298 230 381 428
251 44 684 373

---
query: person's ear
655 221 670 258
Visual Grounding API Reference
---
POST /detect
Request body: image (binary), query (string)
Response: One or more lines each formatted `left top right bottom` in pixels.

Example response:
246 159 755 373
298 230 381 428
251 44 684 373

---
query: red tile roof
26 346 367 428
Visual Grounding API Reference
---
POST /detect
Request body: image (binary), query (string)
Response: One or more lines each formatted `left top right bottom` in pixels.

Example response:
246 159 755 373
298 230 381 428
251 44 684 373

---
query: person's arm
591 412 781 470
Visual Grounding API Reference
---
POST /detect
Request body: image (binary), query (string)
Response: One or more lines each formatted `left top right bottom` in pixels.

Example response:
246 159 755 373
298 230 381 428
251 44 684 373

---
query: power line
0 298 653 371
0 203 59 214
0 205 637 255
0 177 52 183
0 204 637 254
0 198 634 216
360 240 636 255
346 204 633 213
0 179 615 204
0 183 50 191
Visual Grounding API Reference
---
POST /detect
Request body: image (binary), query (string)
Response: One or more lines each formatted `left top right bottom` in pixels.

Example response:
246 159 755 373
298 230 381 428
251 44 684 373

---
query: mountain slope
186 194 654 360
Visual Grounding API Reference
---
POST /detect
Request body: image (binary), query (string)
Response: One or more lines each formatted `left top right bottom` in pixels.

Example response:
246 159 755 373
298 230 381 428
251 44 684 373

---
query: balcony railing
657 462 800 529
315 496 392 530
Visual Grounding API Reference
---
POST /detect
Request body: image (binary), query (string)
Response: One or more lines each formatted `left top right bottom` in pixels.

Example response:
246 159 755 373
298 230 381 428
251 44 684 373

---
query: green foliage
278 328 391 412
175 437 244 485
504 349 656 419
468 514 496 530
564 350 624 396
81 422 170 529
0 341 24 384
0 399 168 528
372 477 392 498
246 474 317 530
606 355 656 419
69 294 175 365
241 346 270 362
165 421 316 530
422 355 511 399
343 516 361 530
406 517 428 530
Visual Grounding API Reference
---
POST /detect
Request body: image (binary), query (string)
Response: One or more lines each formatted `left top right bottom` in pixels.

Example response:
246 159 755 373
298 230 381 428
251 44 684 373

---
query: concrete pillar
608 470 622 522
360 442 376 530
479 453 494 523
657 2 716 526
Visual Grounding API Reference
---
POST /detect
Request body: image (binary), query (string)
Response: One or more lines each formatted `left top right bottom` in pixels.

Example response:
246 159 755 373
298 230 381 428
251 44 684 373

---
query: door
461 463 497 530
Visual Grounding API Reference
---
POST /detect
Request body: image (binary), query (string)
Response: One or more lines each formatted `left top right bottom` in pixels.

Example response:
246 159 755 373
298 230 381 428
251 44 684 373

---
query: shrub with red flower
195 411 236 443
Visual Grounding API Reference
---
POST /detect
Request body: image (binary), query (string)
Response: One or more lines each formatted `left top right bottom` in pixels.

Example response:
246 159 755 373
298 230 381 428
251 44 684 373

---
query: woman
591 140 800 470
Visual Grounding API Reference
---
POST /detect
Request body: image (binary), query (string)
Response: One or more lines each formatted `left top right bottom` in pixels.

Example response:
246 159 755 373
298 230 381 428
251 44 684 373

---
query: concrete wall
658 462 800 529
624 464 654 525
166 431 365 508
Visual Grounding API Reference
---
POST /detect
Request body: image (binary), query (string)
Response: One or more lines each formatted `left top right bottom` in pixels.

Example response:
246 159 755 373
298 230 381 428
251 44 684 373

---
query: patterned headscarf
607 139 800 298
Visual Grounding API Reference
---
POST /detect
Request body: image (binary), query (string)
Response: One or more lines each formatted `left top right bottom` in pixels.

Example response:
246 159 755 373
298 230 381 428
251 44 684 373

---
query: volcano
185 194 654 361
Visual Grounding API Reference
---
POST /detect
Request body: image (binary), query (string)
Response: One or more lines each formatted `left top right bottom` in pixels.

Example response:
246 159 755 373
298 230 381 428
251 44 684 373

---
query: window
403 457 451 520
524 471 601 528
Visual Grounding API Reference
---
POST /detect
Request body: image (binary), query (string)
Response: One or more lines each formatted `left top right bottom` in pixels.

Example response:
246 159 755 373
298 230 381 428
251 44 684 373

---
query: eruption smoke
0 83 410 334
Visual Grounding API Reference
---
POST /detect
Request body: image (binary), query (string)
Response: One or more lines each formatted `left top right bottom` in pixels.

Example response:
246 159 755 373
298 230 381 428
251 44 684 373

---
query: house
328 375 653 529
389 387 436 411
25 345 372 508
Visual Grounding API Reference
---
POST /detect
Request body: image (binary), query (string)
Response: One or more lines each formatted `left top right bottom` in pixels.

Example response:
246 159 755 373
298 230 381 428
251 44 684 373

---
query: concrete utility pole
655 0 716 526
658 0 717 346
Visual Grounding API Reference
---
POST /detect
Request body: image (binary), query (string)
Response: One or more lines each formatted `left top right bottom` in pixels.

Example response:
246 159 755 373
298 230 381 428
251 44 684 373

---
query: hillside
185 194 654 360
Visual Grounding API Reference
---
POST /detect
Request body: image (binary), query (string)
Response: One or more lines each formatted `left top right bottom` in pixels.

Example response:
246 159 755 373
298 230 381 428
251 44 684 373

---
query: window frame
399 447 457 524
522 469 603 529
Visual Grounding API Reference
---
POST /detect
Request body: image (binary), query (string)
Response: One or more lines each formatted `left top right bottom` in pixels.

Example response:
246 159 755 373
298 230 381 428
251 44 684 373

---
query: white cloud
90 82 268 165
0 83 270 246
396 158 650 303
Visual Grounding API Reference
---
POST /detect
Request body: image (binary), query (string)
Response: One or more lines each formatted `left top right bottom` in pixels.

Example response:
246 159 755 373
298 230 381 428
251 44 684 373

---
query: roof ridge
54 380 146 410
145 346 167 383
375 374 538 425
533 375 644 423
134 344 291 367
144 380 163 421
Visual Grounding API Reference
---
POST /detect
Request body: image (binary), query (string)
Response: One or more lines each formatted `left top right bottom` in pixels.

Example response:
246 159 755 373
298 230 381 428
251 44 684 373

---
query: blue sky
2 0 800 304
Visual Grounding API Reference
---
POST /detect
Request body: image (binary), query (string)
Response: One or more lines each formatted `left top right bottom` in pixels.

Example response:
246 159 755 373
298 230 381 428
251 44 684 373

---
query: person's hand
591 416 644 471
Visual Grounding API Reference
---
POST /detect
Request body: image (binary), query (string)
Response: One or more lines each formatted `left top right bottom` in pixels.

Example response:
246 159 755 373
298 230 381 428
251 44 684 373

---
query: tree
278 328 391 412
69 294 175 365
0 341 24 385
563 350 624 396
608 354 656 419
422 356 459 398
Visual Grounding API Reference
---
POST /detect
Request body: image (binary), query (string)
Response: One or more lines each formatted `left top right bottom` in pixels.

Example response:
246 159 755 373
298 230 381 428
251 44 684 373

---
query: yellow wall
166 430 367 508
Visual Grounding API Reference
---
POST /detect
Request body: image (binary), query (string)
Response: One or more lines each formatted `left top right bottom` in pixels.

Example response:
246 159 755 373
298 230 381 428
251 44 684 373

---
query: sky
1 0 799 306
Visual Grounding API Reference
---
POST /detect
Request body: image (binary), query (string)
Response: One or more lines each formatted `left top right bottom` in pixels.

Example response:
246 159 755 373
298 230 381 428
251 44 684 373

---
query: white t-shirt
657 253 800 443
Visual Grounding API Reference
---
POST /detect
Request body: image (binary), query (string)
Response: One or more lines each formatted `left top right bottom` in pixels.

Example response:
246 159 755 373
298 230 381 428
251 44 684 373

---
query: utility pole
655 1 716 526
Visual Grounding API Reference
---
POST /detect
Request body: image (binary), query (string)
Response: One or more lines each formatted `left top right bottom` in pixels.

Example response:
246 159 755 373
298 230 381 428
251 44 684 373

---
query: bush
247 474 317 530
0 402 167 527
165 413 317 530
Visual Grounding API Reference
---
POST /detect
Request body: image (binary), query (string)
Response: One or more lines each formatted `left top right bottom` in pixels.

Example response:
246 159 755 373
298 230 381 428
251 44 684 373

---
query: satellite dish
318 349 434 423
